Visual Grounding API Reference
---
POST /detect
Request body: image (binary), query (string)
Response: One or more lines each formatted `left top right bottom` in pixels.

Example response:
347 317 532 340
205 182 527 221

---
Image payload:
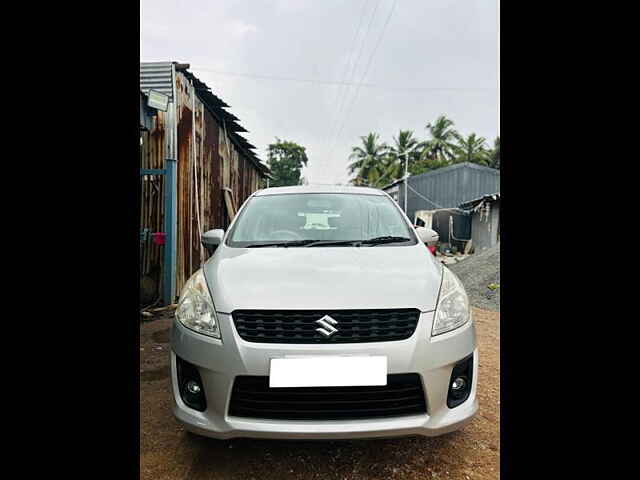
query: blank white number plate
269 356 387 388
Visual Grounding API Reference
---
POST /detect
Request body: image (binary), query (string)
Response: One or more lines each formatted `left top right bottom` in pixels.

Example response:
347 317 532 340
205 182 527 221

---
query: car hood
203 245 443 313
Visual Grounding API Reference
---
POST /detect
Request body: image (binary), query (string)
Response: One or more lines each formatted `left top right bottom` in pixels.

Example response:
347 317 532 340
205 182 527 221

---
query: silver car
170 185 477 440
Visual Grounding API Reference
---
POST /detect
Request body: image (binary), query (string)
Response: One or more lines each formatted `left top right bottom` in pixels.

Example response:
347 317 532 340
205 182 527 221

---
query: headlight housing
432 267 470 336
175 269 220 339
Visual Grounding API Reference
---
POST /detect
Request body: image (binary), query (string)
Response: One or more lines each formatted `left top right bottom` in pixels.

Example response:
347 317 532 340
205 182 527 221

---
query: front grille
228 374 427 420
232 309 420 343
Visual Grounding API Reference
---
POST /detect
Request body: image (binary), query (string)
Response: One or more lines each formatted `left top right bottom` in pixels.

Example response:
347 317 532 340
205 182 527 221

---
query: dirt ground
140 307 499 480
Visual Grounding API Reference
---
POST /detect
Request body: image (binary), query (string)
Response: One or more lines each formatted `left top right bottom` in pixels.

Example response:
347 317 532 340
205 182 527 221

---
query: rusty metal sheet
140 108 169 303
142 67 269 299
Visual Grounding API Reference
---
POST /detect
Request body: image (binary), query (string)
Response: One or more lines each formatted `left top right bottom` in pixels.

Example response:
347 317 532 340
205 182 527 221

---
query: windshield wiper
244 240 316 248
306 237 412 247
303 240 363 247
244 236 411 248
360 236 412 246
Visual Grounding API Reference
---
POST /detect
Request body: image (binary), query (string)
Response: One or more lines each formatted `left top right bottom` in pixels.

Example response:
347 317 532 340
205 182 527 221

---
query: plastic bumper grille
228 374 427 420
232 309 420 344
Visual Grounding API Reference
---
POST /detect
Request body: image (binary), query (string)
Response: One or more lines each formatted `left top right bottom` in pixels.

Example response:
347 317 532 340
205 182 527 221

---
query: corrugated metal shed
140 61 270 304
459 192 501 210
178 68 269 175
384 163 500 223
459 193 500 252
140 62 174 100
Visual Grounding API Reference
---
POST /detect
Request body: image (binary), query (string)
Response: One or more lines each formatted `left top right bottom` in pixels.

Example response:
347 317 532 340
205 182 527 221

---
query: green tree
387 130 423 180
486 136 500 169
348 133 389 186
266 138 309 187
422 115 461 167
454 133 490 165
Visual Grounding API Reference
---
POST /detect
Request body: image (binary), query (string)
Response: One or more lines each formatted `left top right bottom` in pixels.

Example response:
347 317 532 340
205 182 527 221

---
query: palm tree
387 130 422 180
348 133 388 186
454 133 489 165
486 136 500 169
422 115 461 166
370 157 406 188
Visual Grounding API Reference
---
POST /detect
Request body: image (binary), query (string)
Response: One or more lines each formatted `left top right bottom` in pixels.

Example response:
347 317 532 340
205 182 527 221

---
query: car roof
254 185 386 196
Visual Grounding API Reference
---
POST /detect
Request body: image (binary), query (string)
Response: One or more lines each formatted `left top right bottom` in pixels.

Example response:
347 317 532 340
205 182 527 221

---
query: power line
325 0 382 155
319 0 371 160
329 0 399 183
331 0 398 156
191 65 496 92
328 0 398 177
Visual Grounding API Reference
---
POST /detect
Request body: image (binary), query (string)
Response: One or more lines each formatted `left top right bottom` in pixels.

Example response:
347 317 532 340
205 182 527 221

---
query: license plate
269 356 388 388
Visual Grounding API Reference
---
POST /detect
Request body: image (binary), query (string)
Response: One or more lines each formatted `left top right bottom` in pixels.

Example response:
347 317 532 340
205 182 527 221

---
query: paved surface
140 307 499 480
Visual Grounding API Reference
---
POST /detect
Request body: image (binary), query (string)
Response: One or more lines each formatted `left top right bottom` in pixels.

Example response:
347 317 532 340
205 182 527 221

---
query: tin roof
140 61 270 175
140 62 174 100
177 66 269 174
381 162 500 221
458 192 500 210
382 162 500 190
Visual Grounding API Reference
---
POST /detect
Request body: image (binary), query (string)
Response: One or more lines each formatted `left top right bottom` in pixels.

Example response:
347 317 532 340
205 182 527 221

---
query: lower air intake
228 374 427 420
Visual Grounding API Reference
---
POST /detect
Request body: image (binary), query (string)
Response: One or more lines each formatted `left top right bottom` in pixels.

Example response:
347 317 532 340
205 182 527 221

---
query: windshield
227 193 417 247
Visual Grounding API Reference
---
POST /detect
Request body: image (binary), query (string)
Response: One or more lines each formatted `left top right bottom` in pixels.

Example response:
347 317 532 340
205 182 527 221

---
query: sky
141 0 499 185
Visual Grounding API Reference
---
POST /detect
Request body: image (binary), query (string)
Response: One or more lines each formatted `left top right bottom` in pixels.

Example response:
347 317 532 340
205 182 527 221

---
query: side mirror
202 229 225 255
415 226 439 245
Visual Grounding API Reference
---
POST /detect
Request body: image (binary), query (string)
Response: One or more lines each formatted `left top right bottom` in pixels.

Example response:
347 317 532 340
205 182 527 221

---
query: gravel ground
140 307 499 480
448 243 500 312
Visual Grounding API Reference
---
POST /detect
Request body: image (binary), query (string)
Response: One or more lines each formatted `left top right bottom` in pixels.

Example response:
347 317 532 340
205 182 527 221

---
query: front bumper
170 311 478 440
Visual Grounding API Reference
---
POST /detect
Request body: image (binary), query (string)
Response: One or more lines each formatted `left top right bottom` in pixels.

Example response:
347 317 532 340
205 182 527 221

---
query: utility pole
402 144 420 215
404 152 409 214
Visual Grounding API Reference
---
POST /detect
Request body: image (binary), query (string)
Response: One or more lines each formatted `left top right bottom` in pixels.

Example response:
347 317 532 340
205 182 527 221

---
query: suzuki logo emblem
315 315 339 337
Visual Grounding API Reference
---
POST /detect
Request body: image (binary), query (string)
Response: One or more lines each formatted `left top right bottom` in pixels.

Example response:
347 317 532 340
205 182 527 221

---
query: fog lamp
447 354 474 408
176 356 207 411
186 380 201 395
451 376 467 391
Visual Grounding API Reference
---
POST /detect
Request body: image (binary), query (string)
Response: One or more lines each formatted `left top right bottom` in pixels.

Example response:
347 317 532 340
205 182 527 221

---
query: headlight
432 267 470 336
175 269 220 339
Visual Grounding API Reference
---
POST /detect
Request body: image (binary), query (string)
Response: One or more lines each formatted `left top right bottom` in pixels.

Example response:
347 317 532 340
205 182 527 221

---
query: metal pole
404 152 409 214
163 158 177 306
160 64 179 306
401 143 421 215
